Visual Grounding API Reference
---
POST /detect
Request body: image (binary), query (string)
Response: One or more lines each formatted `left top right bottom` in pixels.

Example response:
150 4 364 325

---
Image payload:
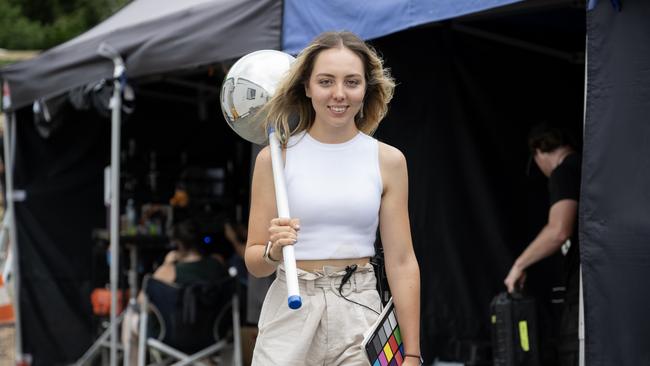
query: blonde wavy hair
260 31 395 146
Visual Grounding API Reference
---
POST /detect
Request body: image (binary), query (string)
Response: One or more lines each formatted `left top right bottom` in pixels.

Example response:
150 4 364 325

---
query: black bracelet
404 354 423 364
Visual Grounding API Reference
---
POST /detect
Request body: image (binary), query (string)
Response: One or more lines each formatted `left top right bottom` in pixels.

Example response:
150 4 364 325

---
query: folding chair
137 268 242 366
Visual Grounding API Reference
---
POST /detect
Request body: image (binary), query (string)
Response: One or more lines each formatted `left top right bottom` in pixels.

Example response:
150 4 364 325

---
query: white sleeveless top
285 131 383 260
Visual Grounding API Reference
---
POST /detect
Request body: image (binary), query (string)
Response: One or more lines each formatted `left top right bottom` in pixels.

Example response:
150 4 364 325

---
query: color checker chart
362 298 404 366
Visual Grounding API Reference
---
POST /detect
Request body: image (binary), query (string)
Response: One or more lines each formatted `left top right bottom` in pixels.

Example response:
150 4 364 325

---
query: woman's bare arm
378 142 421 359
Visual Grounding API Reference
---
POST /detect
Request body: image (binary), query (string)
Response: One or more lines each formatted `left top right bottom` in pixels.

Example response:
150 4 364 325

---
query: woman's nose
332 83 345 100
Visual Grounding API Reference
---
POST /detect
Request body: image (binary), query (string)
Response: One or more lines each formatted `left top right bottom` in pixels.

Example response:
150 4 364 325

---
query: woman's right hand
268 217 300 261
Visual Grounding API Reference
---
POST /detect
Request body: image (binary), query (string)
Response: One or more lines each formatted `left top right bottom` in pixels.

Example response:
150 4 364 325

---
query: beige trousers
252 264 381 366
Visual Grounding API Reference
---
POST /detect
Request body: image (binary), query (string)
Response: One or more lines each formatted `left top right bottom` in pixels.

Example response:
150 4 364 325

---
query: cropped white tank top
285 131 382 260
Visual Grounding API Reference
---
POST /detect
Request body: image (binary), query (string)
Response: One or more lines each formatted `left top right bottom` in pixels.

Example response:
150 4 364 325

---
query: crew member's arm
504 199 578 293
245 147 299 278
136 250 177 304
378 143 421 365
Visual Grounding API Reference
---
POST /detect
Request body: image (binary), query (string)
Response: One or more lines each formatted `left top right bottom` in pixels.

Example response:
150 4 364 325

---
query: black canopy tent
1 0 282 111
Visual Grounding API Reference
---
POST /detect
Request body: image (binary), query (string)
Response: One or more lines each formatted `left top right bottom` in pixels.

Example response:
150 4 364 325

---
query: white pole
229 267 243 366
0 213 8 275
109 72 123 366
579 266 585 366
3 111 24 362
98 42 125 366
579 32 588 366
267 128 301 309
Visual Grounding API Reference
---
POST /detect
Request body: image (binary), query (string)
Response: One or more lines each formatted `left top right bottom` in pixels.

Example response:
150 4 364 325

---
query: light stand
97 42 126 366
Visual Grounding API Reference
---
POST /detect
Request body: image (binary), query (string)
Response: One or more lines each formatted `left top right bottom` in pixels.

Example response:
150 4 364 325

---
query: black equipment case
490 292 541 366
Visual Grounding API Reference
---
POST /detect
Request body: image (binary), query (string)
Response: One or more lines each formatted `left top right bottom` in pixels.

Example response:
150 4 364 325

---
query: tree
0 0 131 51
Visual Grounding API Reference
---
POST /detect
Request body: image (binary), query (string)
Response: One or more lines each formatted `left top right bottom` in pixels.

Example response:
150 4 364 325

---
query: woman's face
305 47 366 131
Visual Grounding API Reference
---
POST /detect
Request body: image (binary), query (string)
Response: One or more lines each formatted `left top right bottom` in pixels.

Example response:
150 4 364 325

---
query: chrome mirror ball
220 50 295 145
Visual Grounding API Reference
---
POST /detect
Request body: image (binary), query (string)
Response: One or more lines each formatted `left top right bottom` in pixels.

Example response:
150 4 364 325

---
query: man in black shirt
504 124 581 366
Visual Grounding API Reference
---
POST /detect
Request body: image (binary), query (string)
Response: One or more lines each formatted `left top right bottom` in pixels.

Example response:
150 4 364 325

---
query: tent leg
579 33 588 366
3 112 25 363
579 266 585 366
0 213 10 279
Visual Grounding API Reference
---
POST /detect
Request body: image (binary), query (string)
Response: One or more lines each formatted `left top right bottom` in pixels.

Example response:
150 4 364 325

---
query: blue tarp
282 0 523 54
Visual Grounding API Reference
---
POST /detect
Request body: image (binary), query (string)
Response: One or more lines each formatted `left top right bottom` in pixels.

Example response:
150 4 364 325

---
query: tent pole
98 42 125 366
579 266 585 366
3 111 24 363
579 32 588 366
109 68 123 366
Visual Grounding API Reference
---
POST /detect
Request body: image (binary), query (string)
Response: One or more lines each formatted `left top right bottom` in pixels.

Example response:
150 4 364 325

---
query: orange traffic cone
0 276 15 324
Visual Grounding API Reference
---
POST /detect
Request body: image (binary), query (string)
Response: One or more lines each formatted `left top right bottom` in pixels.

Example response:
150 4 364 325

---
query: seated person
122 218 227 364
154 218 227 286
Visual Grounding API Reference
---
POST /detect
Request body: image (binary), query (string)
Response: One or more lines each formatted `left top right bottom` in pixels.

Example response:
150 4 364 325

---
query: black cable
338 265 380 315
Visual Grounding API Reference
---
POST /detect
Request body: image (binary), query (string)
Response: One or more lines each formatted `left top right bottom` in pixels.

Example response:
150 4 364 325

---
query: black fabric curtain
13 107 110 365
584 2 650 365
371 8 585 362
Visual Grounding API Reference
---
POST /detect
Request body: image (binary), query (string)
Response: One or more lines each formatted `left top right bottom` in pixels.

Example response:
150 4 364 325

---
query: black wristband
404 354 423 364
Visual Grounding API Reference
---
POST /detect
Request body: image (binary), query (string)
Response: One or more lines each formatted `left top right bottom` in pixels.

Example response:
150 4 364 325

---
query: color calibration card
362 298 404 366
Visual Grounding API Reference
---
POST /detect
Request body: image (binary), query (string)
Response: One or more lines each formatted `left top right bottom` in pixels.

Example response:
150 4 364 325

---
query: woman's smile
328 105 349 115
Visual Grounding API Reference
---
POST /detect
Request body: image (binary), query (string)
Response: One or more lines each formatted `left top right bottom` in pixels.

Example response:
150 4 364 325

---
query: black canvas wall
584 1 650 365
13 107 109 365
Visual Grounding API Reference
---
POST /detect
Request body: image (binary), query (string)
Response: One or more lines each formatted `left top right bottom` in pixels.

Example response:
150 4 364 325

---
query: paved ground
0 324 14 365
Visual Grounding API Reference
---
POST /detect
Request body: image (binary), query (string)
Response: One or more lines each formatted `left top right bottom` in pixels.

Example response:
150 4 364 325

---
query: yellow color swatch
383 342 393 361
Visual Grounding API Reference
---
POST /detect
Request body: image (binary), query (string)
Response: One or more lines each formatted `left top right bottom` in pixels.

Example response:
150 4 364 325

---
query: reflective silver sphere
220 50 295 145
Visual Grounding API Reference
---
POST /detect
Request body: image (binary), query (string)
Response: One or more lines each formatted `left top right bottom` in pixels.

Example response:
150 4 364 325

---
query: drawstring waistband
276 263 376 296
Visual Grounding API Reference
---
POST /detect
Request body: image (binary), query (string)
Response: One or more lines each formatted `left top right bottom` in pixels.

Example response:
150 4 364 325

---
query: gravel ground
0 324 14 365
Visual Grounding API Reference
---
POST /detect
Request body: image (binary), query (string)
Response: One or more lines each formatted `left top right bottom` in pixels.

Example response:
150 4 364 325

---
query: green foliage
0 1 45 49
0 0 131 50
43 7 89 47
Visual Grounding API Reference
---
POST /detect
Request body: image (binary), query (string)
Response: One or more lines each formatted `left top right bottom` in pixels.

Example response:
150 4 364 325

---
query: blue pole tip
288 295 302 309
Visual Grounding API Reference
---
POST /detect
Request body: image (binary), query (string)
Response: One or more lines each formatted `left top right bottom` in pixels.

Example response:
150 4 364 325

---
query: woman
246 31 421 366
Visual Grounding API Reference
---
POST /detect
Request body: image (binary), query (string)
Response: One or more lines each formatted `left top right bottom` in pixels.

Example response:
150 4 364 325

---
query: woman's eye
346 79 361 87
318 79 333 86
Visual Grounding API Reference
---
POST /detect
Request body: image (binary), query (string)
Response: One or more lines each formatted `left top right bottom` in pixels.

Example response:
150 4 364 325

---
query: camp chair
137 268 242 366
